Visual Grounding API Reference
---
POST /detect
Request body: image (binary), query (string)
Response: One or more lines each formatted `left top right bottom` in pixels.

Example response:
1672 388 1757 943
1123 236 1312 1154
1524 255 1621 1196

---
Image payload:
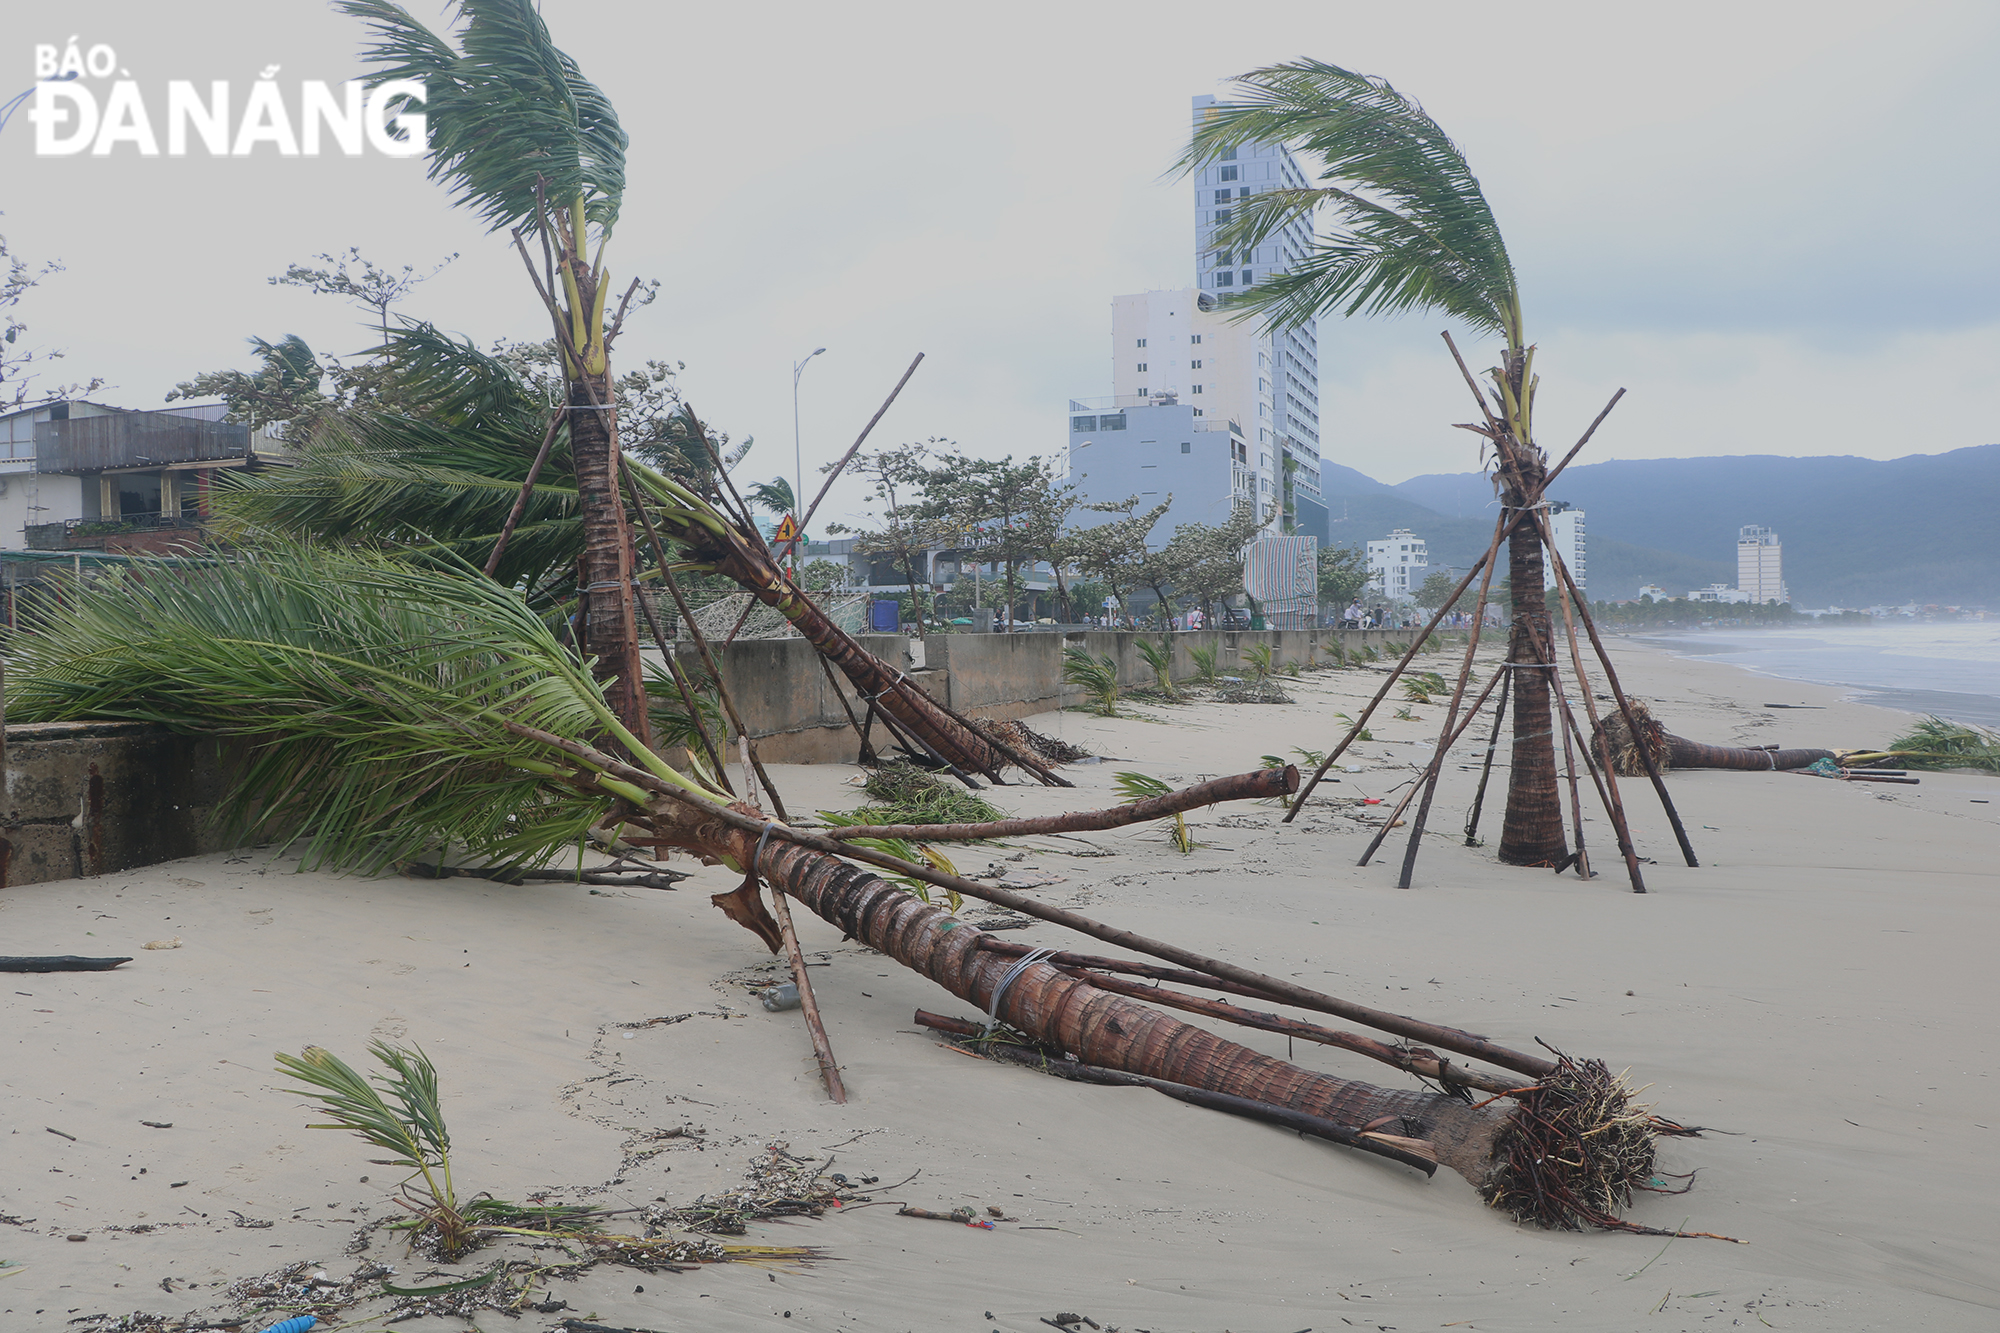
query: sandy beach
3 635 1995 1333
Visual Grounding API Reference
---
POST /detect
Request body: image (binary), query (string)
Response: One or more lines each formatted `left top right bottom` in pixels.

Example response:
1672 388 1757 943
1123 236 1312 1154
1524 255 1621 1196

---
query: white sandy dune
2 637 1995 1332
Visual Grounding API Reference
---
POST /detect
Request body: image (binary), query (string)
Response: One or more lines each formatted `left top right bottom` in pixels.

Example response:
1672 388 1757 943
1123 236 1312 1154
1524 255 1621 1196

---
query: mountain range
1313 444 2000 608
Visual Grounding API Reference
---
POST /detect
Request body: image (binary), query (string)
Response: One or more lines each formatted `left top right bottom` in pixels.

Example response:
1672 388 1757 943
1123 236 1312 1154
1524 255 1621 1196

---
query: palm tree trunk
571 377 652 749
1665 739 1835 770
685 520 1059 783
1496 470 1567 867
749 831 1514 1187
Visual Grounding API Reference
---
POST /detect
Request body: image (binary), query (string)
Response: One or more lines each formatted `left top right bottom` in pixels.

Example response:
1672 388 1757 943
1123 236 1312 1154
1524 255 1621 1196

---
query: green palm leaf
338 0 627 233
1181 59 1520 346
3 546 706 872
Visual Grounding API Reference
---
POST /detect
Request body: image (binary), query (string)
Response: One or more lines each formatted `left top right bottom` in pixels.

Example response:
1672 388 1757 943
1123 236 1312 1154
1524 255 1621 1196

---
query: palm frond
2 546 699 871
1181 59 1519 344
337 0 627 230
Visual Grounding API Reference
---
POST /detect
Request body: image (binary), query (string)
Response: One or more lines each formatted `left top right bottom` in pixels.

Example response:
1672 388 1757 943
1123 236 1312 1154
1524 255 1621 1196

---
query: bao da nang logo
17 37 425 157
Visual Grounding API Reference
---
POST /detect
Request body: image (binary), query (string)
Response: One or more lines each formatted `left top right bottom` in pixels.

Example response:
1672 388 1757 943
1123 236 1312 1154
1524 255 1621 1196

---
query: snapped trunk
571 376 652 750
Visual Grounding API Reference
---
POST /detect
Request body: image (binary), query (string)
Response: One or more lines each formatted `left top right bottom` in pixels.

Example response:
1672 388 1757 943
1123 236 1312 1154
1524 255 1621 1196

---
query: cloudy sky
4 0 1995 528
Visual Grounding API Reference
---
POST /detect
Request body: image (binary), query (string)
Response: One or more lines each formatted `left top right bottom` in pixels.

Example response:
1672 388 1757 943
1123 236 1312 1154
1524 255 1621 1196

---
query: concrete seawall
0 628 1422 886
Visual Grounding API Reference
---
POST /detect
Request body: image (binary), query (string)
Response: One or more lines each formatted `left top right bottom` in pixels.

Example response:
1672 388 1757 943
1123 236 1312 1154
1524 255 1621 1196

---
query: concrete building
1366 528 1428 602
1636 583 1669 602
1737 524 1787 604
1542 502 1586 592
1189 94 1324 547
0 400 285 553
1067 398 1252 546
1689 583 1751 604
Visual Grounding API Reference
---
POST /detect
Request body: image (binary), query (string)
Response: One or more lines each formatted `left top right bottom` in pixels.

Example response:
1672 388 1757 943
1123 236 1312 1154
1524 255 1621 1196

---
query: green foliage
814 813 964 911
338 0 627 234
745 476 796 517
1189 644 1220 683
1136 638 1178 699
1878 717 2000 773
1317 544 1371 611
276 1042 470 1257
836 760 1007 826
1403 670 1448 703
645 661 725 773
1394 706 1417 721
1112 771 1194 855
1242 643 1277 682
4 546 710 873
1063 647 1120 717
1183 59 1520 347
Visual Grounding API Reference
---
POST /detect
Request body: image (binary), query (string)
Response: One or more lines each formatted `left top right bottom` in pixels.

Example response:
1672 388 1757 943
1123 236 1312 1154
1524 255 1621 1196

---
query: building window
1136 363 1147 373
1181 441 1191 453
1070 415 1096 432
1210 250 1230 267
1213 189 1231 205
1190 359 1202 369
1100 414 1127 431
1136 387 1146 398
1238 186 1250 199
1241 269 1253 286
1193 408 1203 417
1215 271 1234 287
1214 208 1231 223
1190 334 1201 345
1191 384 1203 394
1221 146 1236 161
1219 165 1238 182
1136 338 1146 348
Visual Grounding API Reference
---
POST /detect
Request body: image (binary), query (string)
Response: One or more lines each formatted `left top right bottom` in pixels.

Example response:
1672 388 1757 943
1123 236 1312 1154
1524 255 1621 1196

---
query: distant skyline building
1366 527 1428 602
1737 524 1787 604
1067 94 1330 574
1189 93 1325 544
1542 502 1586 593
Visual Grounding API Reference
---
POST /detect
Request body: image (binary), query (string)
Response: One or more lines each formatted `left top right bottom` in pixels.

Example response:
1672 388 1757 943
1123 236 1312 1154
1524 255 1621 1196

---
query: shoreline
2 635 1995 1331
1627 625 2000 729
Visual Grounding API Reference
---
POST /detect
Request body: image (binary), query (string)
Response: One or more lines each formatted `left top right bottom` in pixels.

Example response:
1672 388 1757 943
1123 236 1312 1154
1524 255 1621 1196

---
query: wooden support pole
1534 510 1698 868
1392 511 1509 887
621 456 788 821
1357 667 1507 868
1463 669 1511 846
484 407 568 578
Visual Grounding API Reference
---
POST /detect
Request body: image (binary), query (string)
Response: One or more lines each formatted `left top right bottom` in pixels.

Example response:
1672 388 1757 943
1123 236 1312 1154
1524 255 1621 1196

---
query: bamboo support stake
828 765 1294 841
747 743 847 1104
774 353 925 570
621 456 789 821
1463 669 1511 845
1071 969 1519 1096
1357 667 1507 867
1547 641 1593 881
1534 509 1698 867
483 410 568 578
511 728 1561 1080
1391 511 1508 886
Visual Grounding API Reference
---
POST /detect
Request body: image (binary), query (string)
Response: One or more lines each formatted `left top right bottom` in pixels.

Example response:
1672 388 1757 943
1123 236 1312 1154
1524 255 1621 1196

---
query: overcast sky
4 0 1996 529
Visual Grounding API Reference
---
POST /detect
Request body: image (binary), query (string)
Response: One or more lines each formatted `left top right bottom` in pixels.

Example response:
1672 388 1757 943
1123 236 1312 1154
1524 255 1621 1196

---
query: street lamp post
791 347 827 573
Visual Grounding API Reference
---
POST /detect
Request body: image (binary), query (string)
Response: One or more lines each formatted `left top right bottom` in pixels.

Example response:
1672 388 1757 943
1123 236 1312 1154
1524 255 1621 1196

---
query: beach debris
1594 698 1835 774
0 955 131 971
972 716 1091 765
144 937 183 949
1842 716 2000 774
896 1204 988 1226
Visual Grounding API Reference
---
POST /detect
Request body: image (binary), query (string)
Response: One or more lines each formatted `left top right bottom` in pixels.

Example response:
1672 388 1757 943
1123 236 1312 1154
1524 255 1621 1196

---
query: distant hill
1373 445 2000 607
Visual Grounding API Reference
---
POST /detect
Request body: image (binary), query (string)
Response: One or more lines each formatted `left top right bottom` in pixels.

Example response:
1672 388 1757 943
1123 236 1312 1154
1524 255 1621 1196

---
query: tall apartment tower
1542 502 1586 593
1737 525 1787 604
1173 96 1325 540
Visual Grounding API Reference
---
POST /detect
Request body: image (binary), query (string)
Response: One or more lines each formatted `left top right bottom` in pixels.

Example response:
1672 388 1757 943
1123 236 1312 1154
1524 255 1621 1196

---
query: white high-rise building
1542 503 1586 593
1188 94 1325 543
1366 528 1428 602
1737 525 1787 604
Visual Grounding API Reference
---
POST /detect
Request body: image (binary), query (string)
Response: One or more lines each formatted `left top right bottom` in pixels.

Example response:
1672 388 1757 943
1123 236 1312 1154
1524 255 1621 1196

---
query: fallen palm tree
211 330 1058 789
6 549 1706 1234
1594 697 1836 774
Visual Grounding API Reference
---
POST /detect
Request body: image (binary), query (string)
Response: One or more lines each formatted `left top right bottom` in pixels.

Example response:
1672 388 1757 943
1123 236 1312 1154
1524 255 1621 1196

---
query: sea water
1637 623 2000 729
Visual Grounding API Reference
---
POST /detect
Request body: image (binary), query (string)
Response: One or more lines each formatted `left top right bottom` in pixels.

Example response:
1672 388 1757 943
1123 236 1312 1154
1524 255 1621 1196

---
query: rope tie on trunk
984 946 1059 1035
752 821 777 878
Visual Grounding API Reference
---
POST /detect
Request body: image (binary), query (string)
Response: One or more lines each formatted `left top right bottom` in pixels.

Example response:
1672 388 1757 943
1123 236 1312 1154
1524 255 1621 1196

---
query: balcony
34 410 281 475
26 511 206 554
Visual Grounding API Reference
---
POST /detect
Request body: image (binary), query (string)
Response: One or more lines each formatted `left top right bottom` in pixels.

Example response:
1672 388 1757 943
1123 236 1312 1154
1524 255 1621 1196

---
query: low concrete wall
1 721 241 888
688 627 1422 764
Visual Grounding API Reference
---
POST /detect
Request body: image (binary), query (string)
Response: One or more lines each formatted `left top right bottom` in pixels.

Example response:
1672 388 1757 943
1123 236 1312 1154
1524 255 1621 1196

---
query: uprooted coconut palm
1593 697 1837 775
5 548 1711 1236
